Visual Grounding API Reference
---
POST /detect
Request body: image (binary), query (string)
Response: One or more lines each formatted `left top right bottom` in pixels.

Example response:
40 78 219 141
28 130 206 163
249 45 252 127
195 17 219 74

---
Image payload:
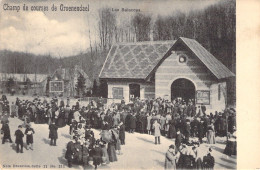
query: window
178 54 187 64
112 87 123 99
218 84 221 100
49 81 64 92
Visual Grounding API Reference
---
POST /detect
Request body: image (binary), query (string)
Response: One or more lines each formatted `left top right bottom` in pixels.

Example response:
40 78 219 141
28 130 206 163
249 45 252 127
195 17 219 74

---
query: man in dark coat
49 121 58 146
60 99 65 108
183 121 191 143
65 138 75 168
15 125 24 153
129 113 136 133
175 130 182 151
75 100 80 111
191 118 199 138
203 148 215 169
119 122 125 145
1 122 13 144
198 119 204 143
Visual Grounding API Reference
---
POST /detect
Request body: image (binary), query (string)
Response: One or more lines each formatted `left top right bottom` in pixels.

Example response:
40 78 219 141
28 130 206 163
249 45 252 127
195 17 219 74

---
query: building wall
155 51 220 112
210 81 226 113
107 81 155 103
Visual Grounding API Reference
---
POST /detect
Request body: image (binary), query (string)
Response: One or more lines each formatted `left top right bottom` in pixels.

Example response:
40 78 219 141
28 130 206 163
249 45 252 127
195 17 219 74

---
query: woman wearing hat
107 129 117 162
206 121 216 145
165 145 177 169
1 121 12 144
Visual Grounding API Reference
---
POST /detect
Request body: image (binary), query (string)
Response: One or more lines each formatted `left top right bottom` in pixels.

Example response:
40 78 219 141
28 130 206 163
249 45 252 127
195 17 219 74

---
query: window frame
112 87 124 99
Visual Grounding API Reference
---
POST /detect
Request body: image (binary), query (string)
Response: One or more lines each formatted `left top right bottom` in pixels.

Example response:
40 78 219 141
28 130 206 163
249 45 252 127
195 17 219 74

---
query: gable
146 37 235 80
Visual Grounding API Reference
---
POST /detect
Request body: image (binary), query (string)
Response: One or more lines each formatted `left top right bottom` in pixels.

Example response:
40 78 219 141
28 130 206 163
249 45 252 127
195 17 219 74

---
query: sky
0 0 221 57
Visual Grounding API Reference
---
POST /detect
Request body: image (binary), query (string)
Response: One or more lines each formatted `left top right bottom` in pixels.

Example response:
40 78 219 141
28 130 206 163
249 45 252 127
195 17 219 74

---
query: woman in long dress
206 122 216 144
146 113 152 135
56 108 66 128
107 129 117 162
168 120 176 139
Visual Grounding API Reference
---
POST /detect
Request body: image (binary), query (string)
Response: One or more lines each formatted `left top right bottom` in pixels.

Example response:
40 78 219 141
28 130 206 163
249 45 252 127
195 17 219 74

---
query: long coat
175 134 182 150
119 124 125 141
1 123 11 139
49 124 58 139
15 129 24 144
129 115 136 129
152 122 161 137
165 150 177 169
147 116 152 130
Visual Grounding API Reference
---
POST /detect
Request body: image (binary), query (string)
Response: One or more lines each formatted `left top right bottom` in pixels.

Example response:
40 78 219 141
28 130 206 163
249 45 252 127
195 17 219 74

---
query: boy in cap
15 125 24 153
49 121 58 146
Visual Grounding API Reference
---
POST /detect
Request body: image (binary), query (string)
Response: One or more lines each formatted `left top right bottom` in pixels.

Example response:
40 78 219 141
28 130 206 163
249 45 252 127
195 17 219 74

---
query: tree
5 78 15 93
92 79 98 97
45 76 51 96
132 13 152 41
98 8 117 52
98 79 107 98
75 74 86 97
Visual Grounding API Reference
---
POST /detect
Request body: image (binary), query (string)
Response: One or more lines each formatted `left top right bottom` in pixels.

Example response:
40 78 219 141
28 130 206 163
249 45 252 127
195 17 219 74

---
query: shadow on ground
42 138 50 145
136 137 154 144
151 149 165 156
61 133 71 139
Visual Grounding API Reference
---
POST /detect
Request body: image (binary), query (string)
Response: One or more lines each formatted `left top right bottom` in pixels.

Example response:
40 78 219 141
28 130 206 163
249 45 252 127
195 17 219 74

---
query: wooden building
43 65 92 97
99 37 235 112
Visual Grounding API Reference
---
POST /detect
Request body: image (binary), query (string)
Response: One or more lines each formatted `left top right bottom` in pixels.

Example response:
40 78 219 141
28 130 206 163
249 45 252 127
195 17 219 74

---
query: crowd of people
0 94 237 169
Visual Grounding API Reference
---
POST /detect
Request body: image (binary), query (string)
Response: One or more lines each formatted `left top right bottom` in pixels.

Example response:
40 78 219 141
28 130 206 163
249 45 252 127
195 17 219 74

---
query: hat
18 125 22 128
169 145 175 149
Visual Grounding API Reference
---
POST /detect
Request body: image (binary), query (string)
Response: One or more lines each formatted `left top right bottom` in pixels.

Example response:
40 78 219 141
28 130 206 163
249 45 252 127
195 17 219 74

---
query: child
15 125 24 153
25 124 35 150
92 140 103 169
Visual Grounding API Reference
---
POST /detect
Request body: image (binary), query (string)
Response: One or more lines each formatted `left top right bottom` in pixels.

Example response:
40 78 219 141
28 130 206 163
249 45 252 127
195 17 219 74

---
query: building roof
0 73 48 83
99 41 175 79
50 66 92 88
100 37 235 81
177 37 235 79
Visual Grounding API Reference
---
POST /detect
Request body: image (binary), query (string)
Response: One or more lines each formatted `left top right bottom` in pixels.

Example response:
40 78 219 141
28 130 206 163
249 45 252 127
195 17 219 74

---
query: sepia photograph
0 0 243 169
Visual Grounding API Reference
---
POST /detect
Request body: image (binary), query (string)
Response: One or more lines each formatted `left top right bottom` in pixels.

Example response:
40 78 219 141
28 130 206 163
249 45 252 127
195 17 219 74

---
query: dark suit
49 124 58 145
119 124 125 145
15 129 24 153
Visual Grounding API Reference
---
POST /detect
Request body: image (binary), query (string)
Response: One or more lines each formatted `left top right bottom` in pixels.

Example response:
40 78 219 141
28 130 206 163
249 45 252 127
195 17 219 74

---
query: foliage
92 79 98 96
98 79 108 98
75 74 86 97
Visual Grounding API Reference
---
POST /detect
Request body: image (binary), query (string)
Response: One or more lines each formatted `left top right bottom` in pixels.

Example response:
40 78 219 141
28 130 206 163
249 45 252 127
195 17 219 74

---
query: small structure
99 37 235 112
43 65 92 97
0 73 48 95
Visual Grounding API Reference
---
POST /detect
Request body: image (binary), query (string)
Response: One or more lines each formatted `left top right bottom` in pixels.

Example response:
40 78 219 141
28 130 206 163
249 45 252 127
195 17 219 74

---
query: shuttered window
112 87 123 99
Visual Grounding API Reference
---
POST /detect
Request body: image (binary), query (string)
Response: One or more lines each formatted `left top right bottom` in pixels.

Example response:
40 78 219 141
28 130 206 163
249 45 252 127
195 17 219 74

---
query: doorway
171 78 195 103
129 84 140 101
